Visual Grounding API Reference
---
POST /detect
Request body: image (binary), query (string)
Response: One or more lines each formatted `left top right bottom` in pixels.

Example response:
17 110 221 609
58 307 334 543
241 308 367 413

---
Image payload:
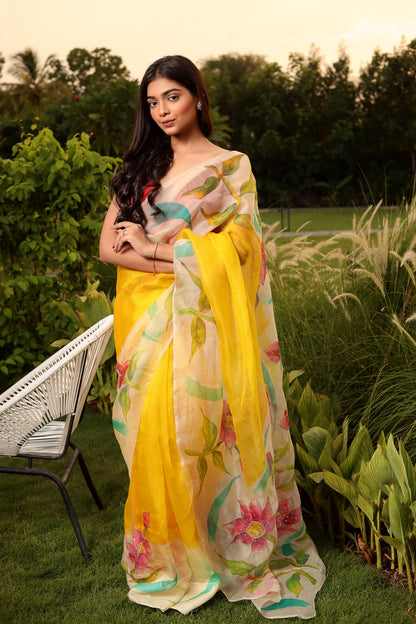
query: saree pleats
112 152 325 618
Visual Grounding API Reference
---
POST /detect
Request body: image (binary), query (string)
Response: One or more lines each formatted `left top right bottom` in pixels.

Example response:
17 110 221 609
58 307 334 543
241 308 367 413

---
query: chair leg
46 470 91 558
0 465 90 558
68 441 104 510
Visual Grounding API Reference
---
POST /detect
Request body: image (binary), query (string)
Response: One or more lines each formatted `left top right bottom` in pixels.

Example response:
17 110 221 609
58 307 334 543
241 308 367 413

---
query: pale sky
1 0 416 81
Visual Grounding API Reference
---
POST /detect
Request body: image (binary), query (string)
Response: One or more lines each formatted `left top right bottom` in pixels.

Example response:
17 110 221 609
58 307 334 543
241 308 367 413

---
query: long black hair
112 55 213 226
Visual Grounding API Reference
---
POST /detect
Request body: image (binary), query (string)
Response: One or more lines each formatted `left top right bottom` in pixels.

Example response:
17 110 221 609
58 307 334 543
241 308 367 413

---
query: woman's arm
99 199 174 273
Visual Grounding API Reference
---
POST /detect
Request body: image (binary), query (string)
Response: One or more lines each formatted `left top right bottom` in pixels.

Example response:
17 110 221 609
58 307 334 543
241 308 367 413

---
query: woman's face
146 77 199 137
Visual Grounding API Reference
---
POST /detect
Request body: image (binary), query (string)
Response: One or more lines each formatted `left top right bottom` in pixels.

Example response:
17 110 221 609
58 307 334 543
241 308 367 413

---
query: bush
0 128 119 390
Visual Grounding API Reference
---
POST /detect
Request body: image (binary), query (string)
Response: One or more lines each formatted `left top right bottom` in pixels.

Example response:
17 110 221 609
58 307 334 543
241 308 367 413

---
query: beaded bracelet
152 242 159 276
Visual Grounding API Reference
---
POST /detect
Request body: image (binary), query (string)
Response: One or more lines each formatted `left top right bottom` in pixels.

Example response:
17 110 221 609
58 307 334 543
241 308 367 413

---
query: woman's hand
112 221 154 257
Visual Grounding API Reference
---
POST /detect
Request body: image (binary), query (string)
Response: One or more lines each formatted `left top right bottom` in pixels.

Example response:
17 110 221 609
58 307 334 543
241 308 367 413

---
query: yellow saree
112 153 325 618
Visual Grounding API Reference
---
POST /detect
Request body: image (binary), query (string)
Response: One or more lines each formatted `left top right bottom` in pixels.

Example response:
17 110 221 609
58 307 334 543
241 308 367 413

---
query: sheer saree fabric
112 152 325 618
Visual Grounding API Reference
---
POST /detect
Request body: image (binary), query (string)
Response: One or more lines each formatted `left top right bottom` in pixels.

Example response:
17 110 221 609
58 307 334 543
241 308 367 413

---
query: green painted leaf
221 557 255 576
286 573 303 597
201 202 238 227
185 376 223 401
212 450 228 473
191 316 206 360
118 385 130 419
183 175 220 198
269 558 294 570
274 440 291 465
207 476 239 541
197 456 208 493
221 153 244 176
247 578 263 592
202 411 217 451
234 213 252 230
198 287 210 312
240 173 256 195
294 550 309 566
180 260 202 288
164 289 173 317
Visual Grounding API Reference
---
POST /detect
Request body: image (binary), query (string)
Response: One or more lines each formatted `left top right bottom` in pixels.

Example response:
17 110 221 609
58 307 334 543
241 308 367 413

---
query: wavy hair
112 55 213 225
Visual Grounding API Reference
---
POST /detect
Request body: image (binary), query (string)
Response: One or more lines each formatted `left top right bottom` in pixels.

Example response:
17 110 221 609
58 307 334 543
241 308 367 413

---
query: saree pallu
112 152 325 618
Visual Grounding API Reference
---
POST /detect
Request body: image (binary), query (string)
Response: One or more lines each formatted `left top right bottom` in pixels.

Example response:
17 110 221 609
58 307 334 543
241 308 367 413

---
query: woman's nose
159 102 169 117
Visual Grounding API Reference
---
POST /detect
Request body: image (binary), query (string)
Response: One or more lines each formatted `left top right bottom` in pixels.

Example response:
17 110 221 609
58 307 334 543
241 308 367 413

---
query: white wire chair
0 315 114 557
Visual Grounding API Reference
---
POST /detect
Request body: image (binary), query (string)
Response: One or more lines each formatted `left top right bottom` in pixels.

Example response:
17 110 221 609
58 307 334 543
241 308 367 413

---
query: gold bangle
152 242 158 276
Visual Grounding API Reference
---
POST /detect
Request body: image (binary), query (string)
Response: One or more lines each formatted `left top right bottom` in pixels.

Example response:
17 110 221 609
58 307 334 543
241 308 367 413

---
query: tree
0 52 4 80
9 47 57 105
49 47 130 94
358 39 416 202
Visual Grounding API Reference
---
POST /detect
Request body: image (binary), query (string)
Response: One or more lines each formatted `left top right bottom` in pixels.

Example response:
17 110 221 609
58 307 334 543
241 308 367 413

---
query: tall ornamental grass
268 199 416 458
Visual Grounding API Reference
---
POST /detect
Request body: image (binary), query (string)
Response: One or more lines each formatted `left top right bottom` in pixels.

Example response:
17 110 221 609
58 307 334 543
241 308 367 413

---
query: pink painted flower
275 498 301 537
265 341 281 363
279 409 290 430
127 529 152 568
219 401 236 449
127 512 152 569
225 499 275 552
116 360 130 389
259 245 267 285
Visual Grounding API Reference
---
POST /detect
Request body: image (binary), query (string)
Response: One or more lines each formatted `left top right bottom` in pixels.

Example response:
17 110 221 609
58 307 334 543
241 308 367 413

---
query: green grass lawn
1 410 416 624
259 207 399 232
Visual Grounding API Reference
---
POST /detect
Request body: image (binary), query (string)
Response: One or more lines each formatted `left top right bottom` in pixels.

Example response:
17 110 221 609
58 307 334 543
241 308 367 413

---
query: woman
100 55 324 618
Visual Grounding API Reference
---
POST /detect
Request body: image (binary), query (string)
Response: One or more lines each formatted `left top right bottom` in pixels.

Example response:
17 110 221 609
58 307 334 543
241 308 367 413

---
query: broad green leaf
341 504 361 529
386 435 411 502
382 535 407 557
318 445 343 476
297 384 320 430
399 441 416 501
296 443 320 475
340 425 373 479
358 444 394 500
302 427 332 463
333 433 344 462
388 485 407 544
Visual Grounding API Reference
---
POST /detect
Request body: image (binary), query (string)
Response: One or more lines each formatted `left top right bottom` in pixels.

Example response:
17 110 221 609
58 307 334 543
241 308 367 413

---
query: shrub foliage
0 128 118 390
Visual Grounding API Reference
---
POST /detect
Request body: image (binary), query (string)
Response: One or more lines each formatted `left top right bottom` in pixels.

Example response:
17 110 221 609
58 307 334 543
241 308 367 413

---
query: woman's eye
168 95 178 102
148 101 157 108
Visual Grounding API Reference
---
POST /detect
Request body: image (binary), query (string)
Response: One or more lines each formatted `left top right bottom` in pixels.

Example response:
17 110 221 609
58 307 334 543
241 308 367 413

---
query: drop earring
196 101 202 111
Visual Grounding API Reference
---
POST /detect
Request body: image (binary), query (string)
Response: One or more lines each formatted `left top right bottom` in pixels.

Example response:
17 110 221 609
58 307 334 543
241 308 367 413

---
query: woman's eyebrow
147 88 182 100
